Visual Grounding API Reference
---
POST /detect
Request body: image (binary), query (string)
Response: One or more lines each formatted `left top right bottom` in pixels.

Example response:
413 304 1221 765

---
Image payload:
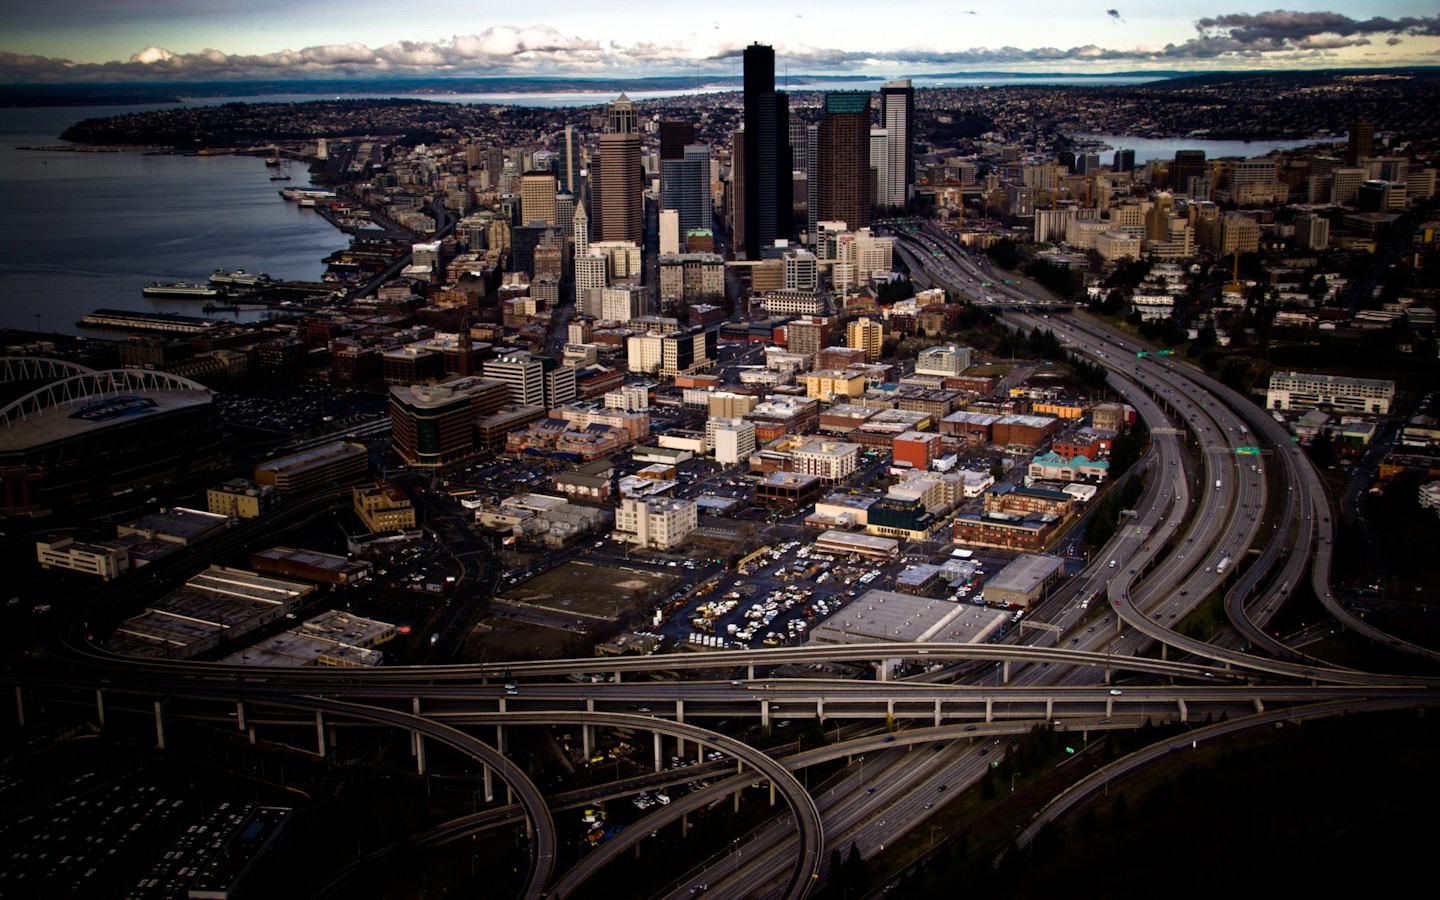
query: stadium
0 358 221 514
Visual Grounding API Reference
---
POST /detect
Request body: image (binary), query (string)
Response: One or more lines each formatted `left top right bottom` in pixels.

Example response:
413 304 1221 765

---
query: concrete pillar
316 710 327 758
747 663 755 681
654 732 663 773
886 699 894 722
415 731 426 775
934 698 942 728
236 701 247 732
816 698 825 723
1253 698 1265 714
676 699 685 757
984 698 993 723
1177 699 1188 723
154 700 166 750
614 670 622 683
1105 697 1113 717
247 725 256 745
877 663 890 683
1002 660 1011 684
14 686 24 728
1045 698 1054 721
1161 643 1168 661
769 780 775 807
583 724 594 761
483 764 494 803
682 812 690 837
496 725 507 755
411 697 422 756
95 688 105 729
761 700 771 730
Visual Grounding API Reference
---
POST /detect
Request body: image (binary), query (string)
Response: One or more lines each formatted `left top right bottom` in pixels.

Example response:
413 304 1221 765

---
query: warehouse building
983 554 1063 608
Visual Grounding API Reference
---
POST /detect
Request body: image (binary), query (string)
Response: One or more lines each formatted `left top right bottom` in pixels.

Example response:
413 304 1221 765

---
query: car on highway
1109 689 1123 696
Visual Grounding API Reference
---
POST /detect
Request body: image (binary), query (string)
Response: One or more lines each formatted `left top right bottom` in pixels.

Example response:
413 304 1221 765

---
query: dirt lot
498 560 678 619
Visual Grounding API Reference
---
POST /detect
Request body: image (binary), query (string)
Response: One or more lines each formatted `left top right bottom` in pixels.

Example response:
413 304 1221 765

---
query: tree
989 238 1020 270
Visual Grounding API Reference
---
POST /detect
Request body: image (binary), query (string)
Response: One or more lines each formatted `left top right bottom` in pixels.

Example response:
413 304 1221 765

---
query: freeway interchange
11 219 1440 899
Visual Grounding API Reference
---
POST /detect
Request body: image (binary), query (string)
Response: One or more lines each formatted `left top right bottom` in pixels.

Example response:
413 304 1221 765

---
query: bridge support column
1105 698 1113 718
654 732 663 773
415 731 426 775
761 700 770 730
411 697 422 757
769 780 775 807
1253 698 1264 714
483 764 494 803
877 662 890 682
14 686 25 727
1160 644 1168 661
675 699 685 757
95 688 105 729
985 698 993 723
236 701 247 732
886 699 894 723
1045 698 1053 721
614 670 621 683
747 664 755 681
682 812 690 837
315 710 327 758
154 700 166 751
247 725 256 745
934 698 942 728
583 725 594 761
816 698 824 723
1177 699 1188 723
1002 661 1011 684
496 725 507 755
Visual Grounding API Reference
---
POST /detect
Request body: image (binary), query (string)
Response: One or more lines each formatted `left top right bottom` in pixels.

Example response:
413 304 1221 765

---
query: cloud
3 12 1439 83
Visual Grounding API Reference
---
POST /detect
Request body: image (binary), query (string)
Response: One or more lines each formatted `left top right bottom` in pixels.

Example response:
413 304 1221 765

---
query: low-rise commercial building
353 481 416 532
251 546 371 585
614 496 697 549
983 554 1063 607
255 441 369 493
35 535 130 580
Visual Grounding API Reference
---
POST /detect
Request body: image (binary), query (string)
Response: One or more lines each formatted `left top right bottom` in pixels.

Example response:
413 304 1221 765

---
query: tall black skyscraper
741 43 792 260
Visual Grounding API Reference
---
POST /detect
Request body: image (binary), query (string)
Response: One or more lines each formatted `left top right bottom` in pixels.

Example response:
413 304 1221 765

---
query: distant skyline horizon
4 3 1440 84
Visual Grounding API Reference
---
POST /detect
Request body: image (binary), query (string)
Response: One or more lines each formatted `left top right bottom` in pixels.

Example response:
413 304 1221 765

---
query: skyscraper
519 171 557 226
593 95 643 244
659 121 696 161
556 125 584 195
1171 150 1207 196
1114 148 1136 174
741 43 792 259
879 78 914 207
1346 120 1374 166
816 92 874 231
606 94 638 136
661 144 713 242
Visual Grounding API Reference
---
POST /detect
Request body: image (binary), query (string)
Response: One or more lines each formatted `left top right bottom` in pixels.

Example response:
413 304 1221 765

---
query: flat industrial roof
985 554 1063 594
809 589 1007 644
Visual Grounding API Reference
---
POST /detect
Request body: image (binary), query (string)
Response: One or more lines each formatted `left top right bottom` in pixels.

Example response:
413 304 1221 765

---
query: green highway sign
1236 447 1260 455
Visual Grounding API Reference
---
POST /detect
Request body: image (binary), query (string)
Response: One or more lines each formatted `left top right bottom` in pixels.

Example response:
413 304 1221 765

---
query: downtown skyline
3 3 1440 83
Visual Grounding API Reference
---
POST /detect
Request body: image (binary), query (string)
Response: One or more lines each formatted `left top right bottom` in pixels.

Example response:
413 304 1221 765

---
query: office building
353 481 417 532
614 496 697 549
207 478 280 519
879 78 914 207
741 43 793 259
519 171 557 226
389 376 509 467
606 93 639 136
1171 150 1207 196
792 439 861 483
556 124 583 195
254 442 368 493
594 132 643 243
708 417 757 465
660 144 713 240
36 535 131 580
915 344 974 377
483 352 576 410
816 92 874 231
1346 120 1374 166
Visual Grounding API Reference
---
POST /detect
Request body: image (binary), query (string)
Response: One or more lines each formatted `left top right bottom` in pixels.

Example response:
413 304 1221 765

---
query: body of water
0 105 351 336
1071 133 1338 165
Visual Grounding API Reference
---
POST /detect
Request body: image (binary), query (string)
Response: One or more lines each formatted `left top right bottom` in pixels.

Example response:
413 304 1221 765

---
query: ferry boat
210 268 272 288
143 281 220 299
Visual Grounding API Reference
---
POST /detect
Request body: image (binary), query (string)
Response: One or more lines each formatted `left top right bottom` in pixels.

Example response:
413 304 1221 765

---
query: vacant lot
499 560 677 620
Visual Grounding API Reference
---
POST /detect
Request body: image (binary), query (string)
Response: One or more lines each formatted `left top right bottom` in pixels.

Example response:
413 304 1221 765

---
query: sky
3 2 1440 83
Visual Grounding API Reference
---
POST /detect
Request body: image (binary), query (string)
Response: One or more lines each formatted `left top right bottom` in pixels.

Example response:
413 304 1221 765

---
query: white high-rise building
601 285 647 323
659 209 680 254
880 78 914 207
708 417 757 465
870 127 890 213
614 496 697 549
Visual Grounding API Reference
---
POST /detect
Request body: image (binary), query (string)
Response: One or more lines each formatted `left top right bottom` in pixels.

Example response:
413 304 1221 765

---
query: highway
10 218 1438 899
